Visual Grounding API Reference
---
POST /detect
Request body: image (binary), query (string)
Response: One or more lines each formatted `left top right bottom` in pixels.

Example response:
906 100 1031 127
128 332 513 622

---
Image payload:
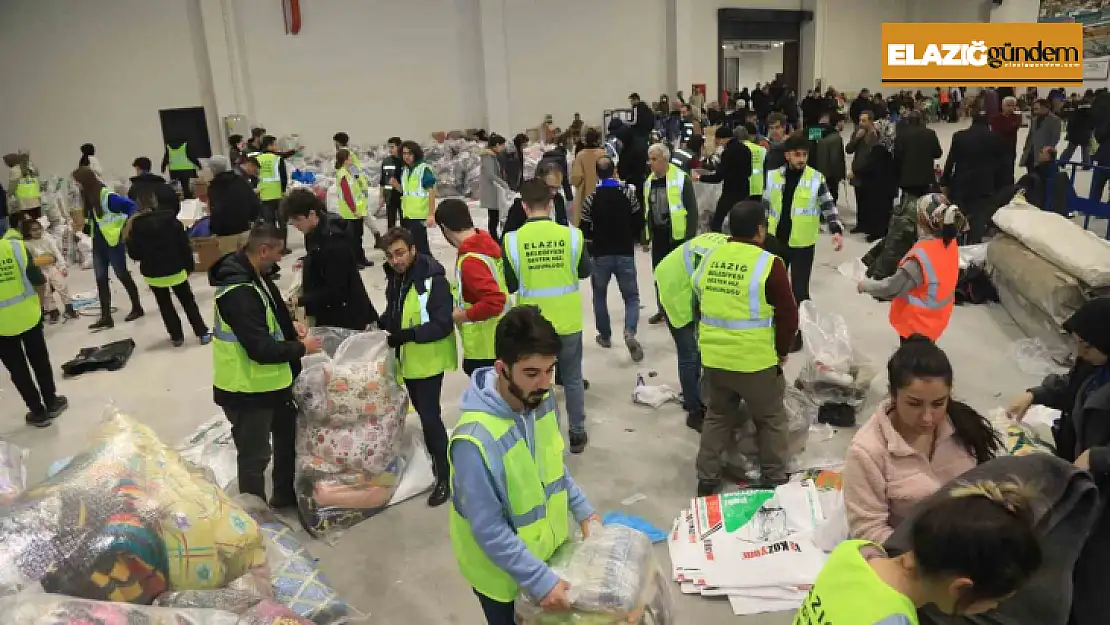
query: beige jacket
569 147 605 225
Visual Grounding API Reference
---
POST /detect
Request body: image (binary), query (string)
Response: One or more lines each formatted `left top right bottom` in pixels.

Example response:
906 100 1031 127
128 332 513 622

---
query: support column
479 0 511 133
196 0 253 144
990 0 1039 23
673 0 695 99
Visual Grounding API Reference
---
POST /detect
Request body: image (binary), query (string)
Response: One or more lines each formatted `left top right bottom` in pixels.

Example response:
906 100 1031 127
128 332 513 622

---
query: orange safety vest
889 237 959 341
939 90 950 104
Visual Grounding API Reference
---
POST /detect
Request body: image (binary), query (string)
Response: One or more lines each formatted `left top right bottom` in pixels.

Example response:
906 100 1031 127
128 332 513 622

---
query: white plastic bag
0 441 28 506
632 372 679 408
387 424 435 506
796 301 875 406
1012 338 1070 376
837 258 868 283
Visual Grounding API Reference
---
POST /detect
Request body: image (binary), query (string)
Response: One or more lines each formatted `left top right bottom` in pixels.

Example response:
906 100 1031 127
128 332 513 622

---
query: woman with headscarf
71 166 144 330
858 193 964 342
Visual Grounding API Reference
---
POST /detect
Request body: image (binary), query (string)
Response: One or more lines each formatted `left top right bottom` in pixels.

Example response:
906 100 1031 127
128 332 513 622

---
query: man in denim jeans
579 157 644 362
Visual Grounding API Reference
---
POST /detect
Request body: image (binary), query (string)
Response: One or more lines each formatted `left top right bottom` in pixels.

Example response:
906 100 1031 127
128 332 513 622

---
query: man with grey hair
644 142 698 325
208 154 262 254
990 95 1022 184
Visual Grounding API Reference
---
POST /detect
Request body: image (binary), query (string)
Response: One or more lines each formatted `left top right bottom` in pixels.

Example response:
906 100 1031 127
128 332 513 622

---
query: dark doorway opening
718 8 813 102
158 106 213 163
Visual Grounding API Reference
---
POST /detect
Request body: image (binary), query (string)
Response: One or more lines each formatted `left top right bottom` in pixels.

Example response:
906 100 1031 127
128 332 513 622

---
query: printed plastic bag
0 441 28 505
176 417 238 489
987 408 1056 456
515 523 676 624
0 594 241 624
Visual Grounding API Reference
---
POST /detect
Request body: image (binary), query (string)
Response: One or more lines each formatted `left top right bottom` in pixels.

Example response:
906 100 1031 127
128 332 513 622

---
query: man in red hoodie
434 199 510 375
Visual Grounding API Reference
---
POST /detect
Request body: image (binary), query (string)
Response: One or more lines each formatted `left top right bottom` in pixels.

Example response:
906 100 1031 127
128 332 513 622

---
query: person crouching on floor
450 305 600 625
126 195 211 346
21 218 77 323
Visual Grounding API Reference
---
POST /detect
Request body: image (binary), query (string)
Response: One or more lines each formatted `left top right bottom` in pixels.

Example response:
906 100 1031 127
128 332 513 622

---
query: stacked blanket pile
987 202 1110 353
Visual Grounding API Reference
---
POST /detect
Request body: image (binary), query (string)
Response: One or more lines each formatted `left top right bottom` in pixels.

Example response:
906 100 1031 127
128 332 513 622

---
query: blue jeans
558 332 587 434
92 234 131 282
668 322 704 413
590 255 639 340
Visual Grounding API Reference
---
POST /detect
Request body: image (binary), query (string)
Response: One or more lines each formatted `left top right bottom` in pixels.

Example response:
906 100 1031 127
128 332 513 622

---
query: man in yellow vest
643 143 698 326
736 126 768 200
503 179 592 453
653 230 730 432
210 222 322 507
391 141 437 256
695 126 754 233
449 305 599 625
763 132 844 352
255 135 290 260
379 227 458 506
0 234 67 427
434 198 509 375
162 139 200 200
689 201 799 496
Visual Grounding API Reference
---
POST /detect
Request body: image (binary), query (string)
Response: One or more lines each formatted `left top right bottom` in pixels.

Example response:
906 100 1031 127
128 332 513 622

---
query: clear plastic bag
176 416 239 489
0 441 28 506
730 386 817 477
515 523 676 624
796 301 875 407
836 258 868 283
0 594 241 624
1012 338 1071 376
294 331 410 540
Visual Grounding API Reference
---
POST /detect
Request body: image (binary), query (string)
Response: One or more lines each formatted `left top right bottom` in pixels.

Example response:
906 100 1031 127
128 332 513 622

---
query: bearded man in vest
434 198 509 375
643 143 698 326
688 201 799 496
379 227 458 506
654 230 730 432
502 179 592 453
209 222 322 508
449 305 600 625
255 135 290 261
763 132 845 351
162 139 200 200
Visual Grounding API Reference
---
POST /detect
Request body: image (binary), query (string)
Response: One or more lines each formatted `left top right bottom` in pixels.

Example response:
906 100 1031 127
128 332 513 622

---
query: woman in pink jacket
843 336 1002 543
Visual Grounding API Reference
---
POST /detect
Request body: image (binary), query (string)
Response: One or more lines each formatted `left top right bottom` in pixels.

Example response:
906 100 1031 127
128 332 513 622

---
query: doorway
717 8 812 100
158 106 213 162
722 40 788 97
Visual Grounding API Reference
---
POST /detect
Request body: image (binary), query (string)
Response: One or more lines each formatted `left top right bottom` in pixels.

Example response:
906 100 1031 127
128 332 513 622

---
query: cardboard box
190 236 221 273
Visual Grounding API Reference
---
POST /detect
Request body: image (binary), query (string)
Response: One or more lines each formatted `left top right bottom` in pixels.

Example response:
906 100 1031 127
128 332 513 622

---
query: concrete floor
1 119 1102 623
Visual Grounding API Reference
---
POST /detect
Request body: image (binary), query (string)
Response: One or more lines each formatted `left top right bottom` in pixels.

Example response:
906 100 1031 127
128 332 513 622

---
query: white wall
502 0 667 133
0 0 208 180
821 0 913 93
727 48 784 90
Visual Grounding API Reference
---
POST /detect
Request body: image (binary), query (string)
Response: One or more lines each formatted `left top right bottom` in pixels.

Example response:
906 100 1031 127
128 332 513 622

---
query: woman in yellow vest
72 167 144 331
125 201 211 347
392 141 437 256
335 149 372 267
796 481 1041 624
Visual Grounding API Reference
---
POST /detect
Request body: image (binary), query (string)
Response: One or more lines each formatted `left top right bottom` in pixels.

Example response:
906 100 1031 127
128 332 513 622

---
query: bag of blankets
0 593 310 624
515 523 676 625
294 329 410 539
0 408 266 604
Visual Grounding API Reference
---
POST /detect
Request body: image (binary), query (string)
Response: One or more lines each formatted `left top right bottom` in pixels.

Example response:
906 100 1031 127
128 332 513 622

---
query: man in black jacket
282 189 377 331
379 227 455 507
209 222 322 507
849 89 871 125
1060 91 1094 167
942 111 1008 243
379 137 403 229
697 126 753 232
128 157 181 216
501 160 570 235
208 155 261 255
893 111 943 203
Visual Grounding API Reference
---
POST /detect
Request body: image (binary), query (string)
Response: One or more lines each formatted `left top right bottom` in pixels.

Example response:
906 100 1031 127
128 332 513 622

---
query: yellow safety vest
765 166 823 248
167 143 193 171
504 220 583 336
0 239 42 337
15 176 40 202
401 163 432 220
398 277 459 380
654 232 729 328
145 270 189 288
336 166 368 219
345 150 369 195
455 252 510 361
744 140 767 196
95 188 129 247
212 283 294 394
449 395 570 602
643 164 690 242
794 540 918 625
3 229 22 241
693 242 778 373
256 153 283 201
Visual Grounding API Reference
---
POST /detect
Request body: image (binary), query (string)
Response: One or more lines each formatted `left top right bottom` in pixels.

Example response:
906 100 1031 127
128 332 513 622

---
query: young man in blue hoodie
449 305 599 625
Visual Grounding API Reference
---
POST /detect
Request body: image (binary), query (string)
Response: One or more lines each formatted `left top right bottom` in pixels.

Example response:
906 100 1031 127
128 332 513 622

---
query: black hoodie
301 214 378 330
128 172 181 216
379 253 454 347
208 250 304 409
208 170 261 236
126 209 194 279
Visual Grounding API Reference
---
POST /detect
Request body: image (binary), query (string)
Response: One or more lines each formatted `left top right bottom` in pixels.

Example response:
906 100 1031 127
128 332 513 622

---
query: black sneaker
583 379 590 391
64 305 79 320
648 311 666 325
625 335 644 362
569 431 588 454
686 408 705 433
25 411 51 428
124 308 144 322
427 478 450 507
89 317 114 331
697 479 720 497
46 310 60 324
268 494 298 510
46 396 68 418
171 338 185 347
595 335 612 348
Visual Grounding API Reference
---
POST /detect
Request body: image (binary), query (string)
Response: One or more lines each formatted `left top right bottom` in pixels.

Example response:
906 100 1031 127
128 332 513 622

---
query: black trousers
223 401 297 501
261 199 287 249
486 208 500 241
386 192 401 229
463 358 495 376
780 244 816 304
651 226 681 311
346 217 367 262
475 589 515 625
150 281 209 342
402 219 431 256
169 169 196 200
0 321 57 414
405 373 449 473
712 192 744 233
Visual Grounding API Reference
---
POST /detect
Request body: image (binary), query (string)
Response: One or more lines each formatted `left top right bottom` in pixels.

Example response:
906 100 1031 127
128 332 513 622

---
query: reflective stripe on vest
766 166 822 248
455 253 510 360
0 239 41 337
95 188 128 247
401 163 431 220
256 153 282 201
212 283 293 394
505 229 581 299
643 164 689 241
336 166 367 219
167 143 193 171
670 148 693 170
15 177 40 200
694 249 774 330
905 247 954 309
745 141 766 195
212 285 284 344
692 242 778 372
399 277 459 380
504 221 584 335
889 237 959 341
656 232 729 328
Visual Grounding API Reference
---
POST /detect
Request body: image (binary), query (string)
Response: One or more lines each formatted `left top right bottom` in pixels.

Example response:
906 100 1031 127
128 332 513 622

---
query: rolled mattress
988 266 1070 355
986 235 1087 327
992 207 1110 288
